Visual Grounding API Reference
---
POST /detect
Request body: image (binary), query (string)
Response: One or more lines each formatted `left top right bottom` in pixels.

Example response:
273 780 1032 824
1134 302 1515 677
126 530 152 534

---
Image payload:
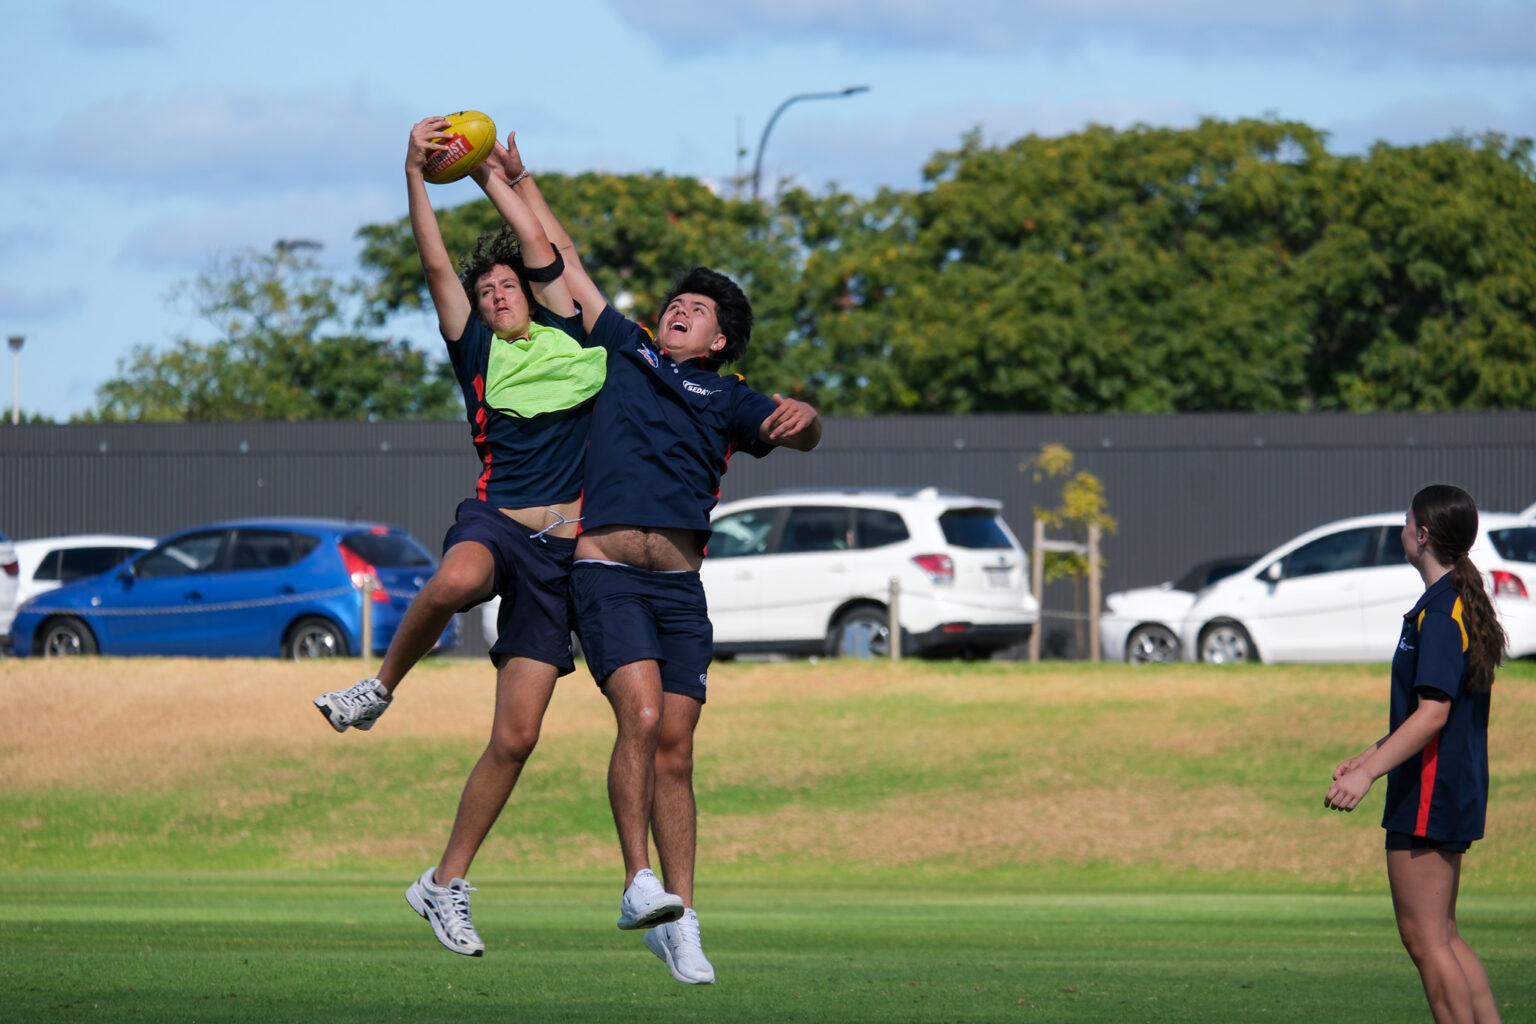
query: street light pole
751 86 869 201
7 335 22 425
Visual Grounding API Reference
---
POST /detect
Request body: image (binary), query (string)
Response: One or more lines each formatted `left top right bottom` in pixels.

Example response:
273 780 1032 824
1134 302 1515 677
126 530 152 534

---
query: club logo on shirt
638 346 659 368
682 380 719 397
1399 636 1415 653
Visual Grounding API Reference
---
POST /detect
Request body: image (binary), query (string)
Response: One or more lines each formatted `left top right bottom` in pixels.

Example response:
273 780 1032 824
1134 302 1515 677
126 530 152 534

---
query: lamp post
7 335 21 425
751 86 869 201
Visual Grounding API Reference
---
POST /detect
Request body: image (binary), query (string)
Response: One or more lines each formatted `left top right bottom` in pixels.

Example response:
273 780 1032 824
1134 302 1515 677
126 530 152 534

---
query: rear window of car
342 530 434 568
938 509 1013 550
1488 526 1536 564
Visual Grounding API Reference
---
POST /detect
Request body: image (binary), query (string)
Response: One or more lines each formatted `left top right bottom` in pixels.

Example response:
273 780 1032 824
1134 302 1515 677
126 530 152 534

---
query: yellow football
423 110 496 184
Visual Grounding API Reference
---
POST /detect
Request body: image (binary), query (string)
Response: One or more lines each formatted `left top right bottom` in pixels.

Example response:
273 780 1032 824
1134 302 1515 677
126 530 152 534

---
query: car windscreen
1488 526 1536 564
342 530 435 568
1173 556 1257 593
937 509 1013 550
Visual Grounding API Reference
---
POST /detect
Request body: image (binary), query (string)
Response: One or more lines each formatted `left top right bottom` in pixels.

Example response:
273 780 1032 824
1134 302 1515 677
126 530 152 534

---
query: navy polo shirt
1380 575 1490 843
445 306 595 508
579 305 777 536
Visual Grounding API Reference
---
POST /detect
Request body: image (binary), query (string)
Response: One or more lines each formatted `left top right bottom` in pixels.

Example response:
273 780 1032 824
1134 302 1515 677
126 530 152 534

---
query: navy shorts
1385 830 1472 854
442 498 576 674
569 561 711 702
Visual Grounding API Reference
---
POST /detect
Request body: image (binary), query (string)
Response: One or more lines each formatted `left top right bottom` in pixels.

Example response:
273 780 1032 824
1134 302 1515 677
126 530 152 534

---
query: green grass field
2 657 1532 1022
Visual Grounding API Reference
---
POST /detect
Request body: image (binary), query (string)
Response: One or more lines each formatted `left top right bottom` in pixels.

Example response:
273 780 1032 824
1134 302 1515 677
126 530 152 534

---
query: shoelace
443 884 479 938
337 682 383 713
675 913 701 948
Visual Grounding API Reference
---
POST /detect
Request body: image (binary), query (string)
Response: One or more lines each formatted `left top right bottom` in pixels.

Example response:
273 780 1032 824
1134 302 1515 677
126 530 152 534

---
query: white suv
703 487 1039 659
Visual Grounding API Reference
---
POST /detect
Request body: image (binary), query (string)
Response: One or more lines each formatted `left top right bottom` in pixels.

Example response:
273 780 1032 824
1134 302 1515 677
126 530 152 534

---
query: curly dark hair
662 267 754 363
458 226 534 311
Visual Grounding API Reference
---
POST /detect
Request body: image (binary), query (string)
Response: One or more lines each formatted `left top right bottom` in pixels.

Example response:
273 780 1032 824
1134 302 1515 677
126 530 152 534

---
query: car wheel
1125 624 1180 664
828 606 890 659
40 616 98 657
1198 619 1258 664
284 616 349 660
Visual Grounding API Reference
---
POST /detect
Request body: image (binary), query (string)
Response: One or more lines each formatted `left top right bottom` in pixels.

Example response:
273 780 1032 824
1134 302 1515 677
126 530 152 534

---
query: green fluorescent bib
484 323 606 418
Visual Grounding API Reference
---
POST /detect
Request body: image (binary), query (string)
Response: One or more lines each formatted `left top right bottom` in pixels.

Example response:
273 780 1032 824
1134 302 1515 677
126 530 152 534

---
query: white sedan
1178 512 1536 663
1099 555 1257 663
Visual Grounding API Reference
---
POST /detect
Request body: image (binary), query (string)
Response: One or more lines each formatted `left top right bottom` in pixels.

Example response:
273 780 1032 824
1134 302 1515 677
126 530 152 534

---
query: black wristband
519 249 565 284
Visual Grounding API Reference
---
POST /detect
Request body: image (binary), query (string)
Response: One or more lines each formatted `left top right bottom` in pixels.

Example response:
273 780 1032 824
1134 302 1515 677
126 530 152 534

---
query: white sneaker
616 868 684 930
314 677 391 732
405 867 484 957
645 908 715 985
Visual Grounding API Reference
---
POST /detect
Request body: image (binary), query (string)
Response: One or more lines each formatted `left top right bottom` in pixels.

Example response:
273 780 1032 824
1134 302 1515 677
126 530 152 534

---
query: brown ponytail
1412 484 1506 694
1448 553 1505 693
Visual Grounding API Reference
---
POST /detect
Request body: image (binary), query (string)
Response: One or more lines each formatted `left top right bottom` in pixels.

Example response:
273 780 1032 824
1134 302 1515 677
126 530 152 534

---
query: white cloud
0 285 83 321
0 226 53 264
1325 96 1533 153
116 185 403 273
606 0 1536 67
55 0 165 49
29 86 407 198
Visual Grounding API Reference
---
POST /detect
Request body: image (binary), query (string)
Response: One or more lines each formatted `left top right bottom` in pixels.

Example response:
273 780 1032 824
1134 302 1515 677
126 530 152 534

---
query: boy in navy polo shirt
314 119 605 959
492 136 821 984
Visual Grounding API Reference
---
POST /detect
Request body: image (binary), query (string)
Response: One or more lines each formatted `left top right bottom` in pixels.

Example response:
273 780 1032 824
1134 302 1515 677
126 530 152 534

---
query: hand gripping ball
424 110 496 184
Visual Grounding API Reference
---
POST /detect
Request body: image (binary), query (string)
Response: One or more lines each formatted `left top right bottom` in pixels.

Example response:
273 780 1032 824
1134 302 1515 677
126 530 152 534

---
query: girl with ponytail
1324 483 1505 1023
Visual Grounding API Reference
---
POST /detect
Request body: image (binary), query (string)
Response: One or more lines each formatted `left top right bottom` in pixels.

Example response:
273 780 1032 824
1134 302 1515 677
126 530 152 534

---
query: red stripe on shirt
473 375 491 500
1415 733 1440 836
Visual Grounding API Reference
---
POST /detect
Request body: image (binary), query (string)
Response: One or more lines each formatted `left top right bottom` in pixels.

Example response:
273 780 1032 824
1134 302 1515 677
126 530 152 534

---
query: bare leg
433 656 558 882
652 692 702 906
602 660 664 887
377 541 496 695
1444 854 1503 1024
1388 848 1492 1024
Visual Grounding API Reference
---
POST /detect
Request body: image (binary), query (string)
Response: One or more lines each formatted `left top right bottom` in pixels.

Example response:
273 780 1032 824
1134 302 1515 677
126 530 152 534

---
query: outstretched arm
406 117 472 339
472 141 575 318
493 131 608 334
758 394 822 452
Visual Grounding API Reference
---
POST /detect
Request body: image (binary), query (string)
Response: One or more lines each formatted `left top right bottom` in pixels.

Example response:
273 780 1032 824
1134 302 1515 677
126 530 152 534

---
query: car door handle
732 572 752 582
279 585 296 594
184 591 203 601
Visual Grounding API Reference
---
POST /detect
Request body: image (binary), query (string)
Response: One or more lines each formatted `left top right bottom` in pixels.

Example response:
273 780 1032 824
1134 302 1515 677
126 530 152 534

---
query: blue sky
2 0 1532 422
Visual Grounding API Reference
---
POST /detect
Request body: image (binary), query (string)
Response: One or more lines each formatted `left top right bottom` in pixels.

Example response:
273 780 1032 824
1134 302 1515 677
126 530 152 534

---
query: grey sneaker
405 867 484 957
616 868 684 930
314 677 391 732
645 908 715 984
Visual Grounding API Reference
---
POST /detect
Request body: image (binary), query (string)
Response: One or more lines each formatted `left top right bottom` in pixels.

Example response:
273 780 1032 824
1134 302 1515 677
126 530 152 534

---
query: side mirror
1262 562 1283 583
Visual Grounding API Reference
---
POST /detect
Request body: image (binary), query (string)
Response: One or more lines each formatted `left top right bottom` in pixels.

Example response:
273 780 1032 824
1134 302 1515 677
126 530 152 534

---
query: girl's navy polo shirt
579 306 777 536
1380 574 1491 842
445 306 596 509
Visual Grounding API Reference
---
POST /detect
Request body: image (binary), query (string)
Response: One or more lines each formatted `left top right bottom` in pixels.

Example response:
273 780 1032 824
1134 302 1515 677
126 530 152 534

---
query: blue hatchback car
8 517 455 659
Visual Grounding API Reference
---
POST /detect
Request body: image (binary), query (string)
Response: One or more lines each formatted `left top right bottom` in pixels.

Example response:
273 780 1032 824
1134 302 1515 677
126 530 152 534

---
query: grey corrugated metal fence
3 413 1533 658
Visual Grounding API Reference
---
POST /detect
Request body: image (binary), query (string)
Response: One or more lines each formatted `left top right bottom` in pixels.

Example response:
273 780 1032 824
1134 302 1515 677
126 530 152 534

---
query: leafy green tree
353 121 1536 417
1305 134 1536 409
93 247 458 422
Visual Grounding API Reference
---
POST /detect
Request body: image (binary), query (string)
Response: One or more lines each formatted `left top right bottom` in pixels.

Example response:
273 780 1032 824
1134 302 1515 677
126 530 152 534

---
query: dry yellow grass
2 657 1531 886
